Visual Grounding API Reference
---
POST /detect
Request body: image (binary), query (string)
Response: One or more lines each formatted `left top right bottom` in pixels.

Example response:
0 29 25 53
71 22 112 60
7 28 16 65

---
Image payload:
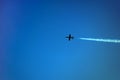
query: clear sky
1 0 120 80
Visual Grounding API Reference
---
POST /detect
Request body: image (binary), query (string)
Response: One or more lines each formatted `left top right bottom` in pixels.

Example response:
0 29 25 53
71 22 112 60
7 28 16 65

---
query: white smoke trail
79 38 120 43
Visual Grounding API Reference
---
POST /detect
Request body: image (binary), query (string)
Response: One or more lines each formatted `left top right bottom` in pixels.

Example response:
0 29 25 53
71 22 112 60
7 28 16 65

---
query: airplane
66 34 74 41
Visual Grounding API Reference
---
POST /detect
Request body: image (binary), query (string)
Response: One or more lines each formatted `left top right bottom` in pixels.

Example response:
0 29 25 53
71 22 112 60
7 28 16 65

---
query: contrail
79 38 120 43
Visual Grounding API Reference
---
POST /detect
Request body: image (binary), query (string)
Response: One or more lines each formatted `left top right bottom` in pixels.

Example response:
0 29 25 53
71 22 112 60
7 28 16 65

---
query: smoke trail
79 38 120 43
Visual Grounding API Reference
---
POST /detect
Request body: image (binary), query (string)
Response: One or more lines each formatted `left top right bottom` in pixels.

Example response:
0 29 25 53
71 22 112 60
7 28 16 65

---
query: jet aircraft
66 34 74 41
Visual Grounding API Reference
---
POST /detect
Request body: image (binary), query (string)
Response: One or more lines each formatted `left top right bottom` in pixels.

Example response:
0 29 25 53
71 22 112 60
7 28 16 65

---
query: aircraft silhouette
66 34 74 41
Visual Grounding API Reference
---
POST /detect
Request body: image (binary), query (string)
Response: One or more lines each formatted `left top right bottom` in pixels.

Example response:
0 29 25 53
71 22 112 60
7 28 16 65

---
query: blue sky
1 0 120 80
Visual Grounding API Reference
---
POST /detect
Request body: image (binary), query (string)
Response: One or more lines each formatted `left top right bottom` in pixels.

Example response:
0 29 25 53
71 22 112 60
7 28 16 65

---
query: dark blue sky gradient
1 0 120 80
